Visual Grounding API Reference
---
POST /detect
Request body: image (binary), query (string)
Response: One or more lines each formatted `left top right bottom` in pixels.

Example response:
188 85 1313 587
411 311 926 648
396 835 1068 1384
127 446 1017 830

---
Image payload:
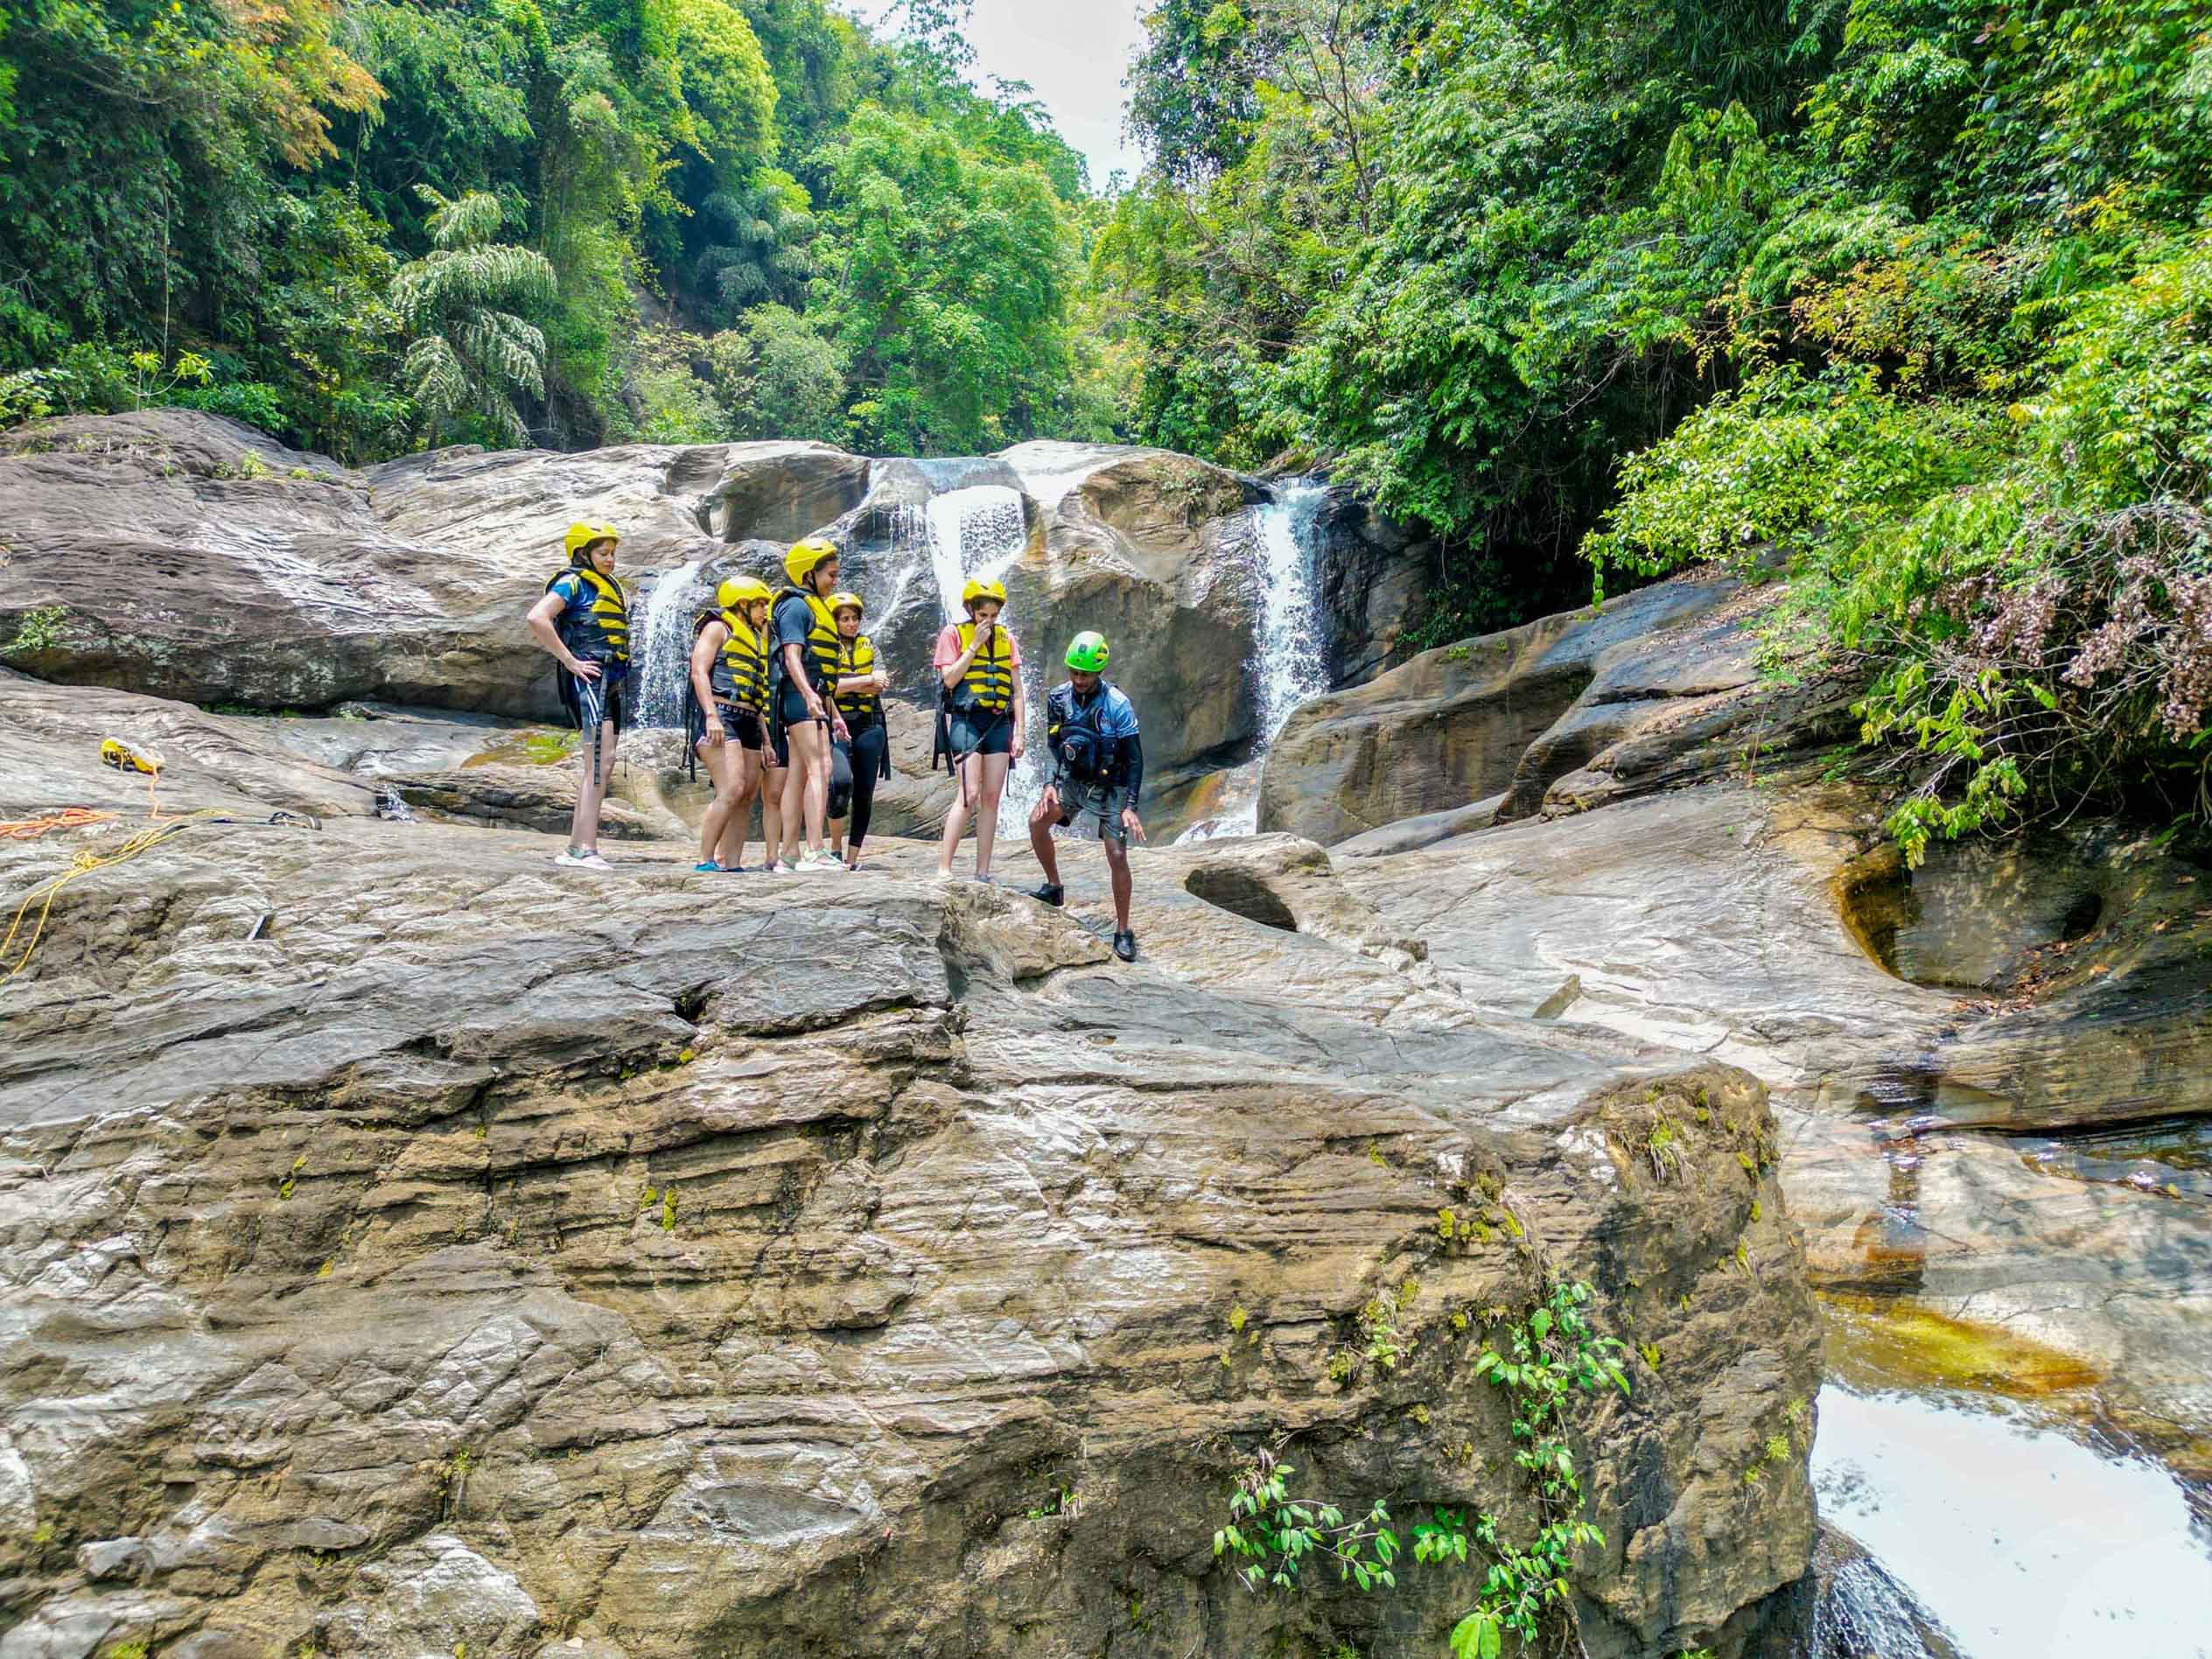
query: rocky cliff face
0 416 1825 1658
1269 570 2212 1494
0 414 1409 825
0 704 1820 1658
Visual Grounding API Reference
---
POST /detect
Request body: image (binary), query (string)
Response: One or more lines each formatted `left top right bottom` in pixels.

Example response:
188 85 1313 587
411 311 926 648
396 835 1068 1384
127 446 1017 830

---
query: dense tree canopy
0 0 2206 844
1102 0 2212 845
0 0 1097 455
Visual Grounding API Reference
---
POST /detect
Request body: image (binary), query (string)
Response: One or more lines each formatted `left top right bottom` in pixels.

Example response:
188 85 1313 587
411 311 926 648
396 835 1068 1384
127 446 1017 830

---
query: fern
388 186 556 444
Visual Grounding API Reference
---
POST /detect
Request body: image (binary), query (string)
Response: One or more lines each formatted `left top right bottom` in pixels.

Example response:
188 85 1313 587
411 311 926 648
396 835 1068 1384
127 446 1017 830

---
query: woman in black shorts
689 574 774 872
932 577 1025 881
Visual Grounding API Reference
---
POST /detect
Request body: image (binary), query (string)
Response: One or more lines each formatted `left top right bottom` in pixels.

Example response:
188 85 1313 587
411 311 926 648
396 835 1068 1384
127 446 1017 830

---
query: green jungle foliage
1104 0 2212 847
2 0 2206 845
0 0 1102 458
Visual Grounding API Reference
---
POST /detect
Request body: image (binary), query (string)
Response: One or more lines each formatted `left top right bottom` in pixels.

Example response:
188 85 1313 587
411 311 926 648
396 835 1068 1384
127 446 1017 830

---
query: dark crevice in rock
1180 867 1298 932
2058 890 2104 942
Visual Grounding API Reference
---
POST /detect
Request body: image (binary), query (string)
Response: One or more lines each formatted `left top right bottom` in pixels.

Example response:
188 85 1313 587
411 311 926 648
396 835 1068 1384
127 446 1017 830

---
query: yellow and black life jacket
548 564 629 665
836 633 881 718
774 584 843 693
949 619 1014 712
701 608 767 712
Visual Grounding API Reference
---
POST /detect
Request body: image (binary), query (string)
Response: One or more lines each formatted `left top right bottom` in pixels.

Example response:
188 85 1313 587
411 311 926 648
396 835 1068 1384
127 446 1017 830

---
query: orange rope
1 808 116 841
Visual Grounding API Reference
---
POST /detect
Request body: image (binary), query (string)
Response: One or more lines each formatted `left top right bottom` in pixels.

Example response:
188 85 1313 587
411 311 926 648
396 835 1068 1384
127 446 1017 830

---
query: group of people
525 521 1149 960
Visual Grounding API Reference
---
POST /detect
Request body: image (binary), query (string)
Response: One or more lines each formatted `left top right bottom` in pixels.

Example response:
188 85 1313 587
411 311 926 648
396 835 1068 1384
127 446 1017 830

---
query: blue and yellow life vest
548 564 629 665
774 585 843 693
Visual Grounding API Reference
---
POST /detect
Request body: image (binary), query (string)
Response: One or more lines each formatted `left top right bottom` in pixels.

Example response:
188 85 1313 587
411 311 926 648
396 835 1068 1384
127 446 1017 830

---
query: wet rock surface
1335 754 2212 1482
0 682 1820 1656
0 414 1413 807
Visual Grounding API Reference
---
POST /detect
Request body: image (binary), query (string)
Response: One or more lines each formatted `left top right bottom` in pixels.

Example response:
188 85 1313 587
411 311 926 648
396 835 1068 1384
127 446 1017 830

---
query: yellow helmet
564 522 620 560
718 575 772 610
785 536 839 586
829 590 864 619
962 576 1007 612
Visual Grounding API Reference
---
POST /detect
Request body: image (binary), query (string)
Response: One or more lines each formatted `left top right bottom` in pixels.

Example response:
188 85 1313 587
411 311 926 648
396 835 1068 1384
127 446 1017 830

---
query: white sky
840 1 1152 189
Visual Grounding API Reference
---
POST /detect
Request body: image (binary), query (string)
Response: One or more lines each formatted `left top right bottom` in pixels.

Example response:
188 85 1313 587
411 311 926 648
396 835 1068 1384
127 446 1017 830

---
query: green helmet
1065 630 1110 672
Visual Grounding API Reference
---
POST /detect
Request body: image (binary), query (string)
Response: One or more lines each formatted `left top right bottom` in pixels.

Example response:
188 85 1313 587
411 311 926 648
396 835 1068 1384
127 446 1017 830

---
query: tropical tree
389 186 556 445
814 102 1077 453
693 169 815 316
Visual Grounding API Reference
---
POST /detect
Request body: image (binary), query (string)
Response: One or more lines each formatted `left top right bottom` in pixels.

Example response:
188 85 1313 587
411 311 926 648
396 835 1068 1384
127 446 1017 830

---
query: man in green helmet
1026 630 1146 962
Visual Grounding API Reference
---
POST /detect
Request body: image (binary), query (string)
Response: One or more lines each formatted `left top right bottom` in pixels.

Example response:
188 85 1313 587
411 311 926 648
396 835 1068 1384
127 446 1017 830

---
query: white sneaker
551 847 610 871
799 850 843 872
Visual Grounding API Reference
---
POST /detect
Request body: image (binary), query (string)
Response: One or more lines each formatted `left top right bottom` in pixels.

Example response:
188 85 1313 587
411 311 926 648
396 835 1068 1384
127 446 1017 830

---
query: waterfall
634 560 708 728
920 486 1042 832
875 502 933 640
925 486 1027 617
1250 483 1333 746
1178 481 1332 842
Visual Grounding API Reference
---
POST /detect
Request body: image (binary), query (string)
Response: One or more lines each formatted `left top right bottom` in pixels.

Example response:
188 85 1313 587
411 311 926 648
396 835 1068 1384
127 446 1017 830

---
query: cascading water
1250 483 1333 744
926 486 1027 617
634 561 708 727
875 502 934 642
1811 1384 2212 1655
1178 481 1333 842
920 486 1042 833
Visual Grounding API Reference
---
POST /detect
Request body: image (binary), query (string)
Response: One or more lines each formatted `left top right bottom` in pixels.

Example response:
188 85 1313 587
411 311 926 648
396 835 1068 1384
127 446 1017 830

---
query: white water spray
1179 482 1333 842
1813 1383 2212 1655
634 561 708 728
1250 483 1333 745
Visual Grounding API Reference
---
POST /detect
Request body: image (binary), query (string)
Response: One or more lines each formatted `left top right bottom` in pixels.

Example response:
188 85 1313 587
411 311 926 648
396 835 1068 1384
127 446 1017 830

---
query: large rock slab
1338 775 2212 1473
0 710 1820 1657
1257 573 1746 844
0 669 380 822
700 441 871 542
0 416 738 719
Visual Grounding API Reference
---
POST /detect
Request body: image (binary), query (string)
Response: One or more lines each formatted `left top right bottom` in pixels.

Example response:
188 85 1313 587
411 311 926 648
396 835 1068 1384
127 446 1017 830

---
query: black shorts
726 706 765 752
948 707 1013 758
776 680 814 729
561 664 628 734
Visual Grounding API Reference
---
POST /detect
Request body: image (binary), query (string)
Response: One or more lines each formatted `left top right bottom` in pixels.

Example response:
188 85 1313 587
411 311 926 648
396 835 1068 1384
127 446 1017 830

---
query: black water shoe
1112 929 1137 962
1029 882 1065 907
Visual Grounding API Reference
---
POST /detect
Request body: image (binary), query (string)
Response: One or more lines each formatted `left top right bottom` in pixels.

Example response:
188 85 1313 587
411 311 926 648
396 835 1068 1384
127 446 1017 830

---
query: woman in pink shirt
933 577 1026 880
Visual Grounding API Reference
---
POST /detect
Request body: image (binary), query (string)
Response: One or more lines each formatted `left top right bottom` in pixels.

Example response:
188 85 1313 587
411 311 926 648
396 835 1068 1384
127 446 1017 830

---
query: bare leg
936 766 971 876
575 722 618 851
697 736 741 863
1106 839 1133 931
972 752 1009 878
761 762 787 867
782 719 832 855
1028 797 1062 888
718 749 760 867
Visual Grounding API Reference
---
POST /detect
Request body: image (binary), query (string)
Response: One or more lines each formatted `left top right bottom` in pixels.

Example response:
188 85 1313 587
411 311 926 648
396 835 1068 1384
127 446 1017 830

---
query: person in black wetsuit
1026 630 1146 961
825 590 892 870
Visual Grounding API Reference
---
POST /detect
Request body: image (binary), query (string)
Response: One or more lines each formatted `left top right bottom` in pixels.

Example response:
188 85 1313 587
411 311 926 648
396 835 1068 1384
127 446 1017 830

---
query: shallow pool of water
1813 1383 2212 1657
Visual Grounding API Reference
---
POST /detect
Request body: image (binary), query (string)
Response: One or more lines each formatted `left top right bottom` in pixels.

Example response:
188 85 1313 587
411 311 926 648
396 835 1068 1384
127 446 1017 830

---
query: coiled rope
1 738 318 986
